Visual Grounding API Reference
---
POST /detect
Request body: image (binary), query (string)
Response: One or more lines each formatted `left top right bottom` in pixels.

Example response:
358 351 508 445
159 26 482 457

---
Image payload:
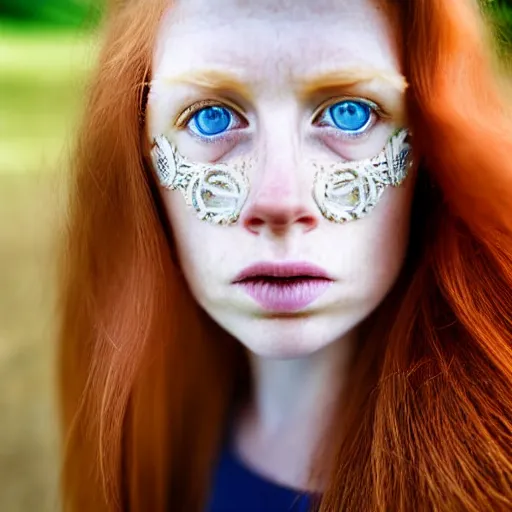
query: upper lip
233 262 333 283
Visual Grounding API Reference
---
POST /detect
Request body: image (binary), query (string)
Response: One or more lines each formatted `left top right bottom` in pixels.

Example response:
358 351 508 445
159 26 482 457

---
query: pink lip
233 262 333 313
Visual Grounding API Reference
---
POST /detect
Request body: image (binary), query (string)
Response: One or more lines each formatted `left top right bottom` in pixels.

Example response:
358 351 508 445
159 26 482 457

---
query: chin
216 312 357 359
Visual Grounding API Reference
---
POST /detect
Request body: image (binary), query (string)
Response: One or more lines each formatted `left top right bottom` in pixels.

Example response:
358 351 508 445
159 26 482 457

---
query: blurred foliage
484 0 512 54
0 0 104 28
0 0 511 39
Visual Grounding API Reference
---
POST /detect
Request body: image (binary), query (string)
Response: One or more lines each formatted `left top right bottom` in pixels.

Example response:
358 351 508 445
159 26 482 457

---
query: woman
58 0 512 510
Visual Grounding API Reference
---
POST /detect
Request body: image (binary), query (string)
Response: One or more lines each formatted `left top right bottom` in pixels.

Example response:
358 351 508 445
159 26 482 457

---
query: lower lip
236 278 332 313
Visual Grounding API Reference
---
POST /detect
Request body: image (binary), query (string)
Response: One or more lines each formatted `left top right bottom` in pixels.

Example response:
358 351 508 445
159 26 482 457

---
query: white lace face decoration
151 129 412 225
151 136 251 225
312 128 413 223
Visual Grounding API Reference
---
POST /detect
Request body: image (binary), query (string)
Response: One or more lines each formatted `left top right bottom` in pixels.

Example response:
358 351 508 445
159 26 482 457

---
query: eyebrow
156 67 408 98
298 68 408 98
157 69 254 98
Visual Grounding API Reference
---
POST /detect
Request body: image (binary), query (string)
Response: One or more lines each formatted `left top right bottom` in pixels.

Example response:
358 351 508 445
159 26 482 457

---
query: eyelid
174 98 246 129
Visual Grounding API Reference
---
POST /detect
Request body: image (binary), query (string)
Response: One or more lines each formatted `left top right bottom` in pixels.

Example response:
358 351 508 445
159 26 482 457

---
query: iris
193 106 231 136
328 101 371 133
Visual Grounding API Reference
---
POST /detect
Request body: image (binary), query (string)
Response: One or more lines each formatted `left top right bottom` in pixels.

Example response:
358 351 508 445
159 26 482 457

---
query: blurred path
0 174 61 512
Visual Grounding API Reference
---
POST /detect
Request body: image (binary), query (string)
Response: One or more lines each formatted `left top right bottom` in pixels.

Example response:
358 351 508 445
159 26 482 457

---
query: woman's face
147 0 415 358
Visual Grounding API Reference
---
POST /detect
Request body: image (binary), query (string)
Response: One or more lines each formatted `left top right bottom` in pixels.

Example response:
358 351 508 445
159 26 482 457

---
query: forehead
153 0 401 85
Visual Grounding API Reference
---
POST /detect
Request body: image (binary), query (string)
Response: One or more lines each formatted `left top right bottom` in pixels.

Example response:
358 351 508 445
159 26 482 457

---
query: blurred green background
1 2 102 511
0 1 511 511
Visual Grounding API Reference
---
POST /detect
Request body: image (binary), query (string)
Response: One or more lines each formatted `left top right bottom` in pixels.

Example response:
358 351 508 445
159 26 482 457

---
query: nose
239 141 319 236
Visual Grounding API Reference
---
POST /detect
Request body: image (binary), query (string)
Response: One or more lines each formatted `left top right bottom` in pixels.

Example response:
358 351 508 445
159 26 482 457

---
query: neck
232 332 356 491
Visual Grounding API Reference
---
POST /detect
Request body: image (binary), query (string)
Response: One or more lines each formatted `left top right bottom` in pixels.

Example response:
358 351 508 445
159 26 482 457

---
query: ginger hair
58 0 512 510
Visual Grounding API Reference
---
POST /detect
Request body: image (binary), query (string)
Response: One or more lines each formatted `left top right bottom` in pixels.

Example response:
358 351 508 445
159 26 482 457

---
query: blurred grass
0 22 97 512
0 24 97 174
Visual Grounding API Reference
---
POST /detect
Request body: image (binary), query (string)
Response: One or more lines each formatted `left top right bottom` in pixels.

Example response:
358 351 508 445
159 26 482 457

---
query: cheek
338 179 414 301
161 189 230 292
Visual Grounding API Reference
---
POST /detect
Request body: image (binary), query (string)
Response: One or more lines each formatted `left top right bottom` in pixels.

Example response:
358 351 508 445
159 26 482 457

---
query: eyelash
175 97 384 143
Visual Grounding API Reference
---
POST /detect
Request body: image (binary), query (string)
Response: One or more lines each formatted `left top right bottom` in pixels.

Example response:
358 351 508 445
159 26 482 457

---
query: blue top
206 446 314 512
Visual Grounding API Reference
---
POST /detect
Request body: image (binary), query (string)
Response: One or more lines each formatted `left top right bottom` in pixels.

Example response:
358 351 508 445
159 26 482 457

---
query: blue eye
191 106 232 137
325 100 373 134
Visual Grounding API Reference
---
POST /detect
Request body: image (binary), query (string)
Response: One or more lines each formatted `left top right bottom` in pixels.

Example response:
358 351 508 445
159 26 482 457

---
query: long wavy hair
58 0 512 510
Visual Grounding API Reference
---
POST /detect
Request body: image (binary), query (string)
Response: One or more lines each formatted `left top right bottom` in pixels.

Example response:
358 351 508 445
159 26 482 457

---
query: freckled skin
146 0 416 358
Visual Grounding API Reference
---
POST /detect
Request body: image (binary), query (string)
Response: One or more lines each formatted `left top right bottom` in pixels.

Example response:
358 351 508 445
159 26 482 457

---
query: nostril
297 214 318 233
245 217 265 230
299 214 317 229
